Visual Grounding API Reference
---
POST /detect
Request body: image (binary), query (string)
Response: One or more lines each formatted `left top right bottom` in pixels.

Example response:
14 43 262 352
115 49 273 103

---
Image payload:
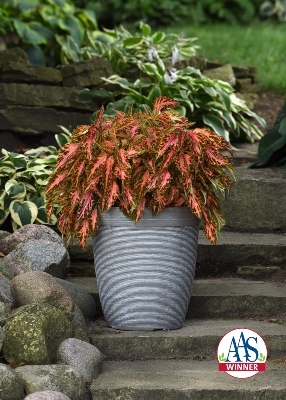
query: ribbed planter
93 207 200 331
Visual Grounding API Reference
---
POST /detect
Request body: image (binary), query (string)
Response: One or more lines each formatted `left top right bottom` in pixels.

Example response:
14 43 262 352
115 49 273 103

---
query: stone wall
0 47 112 152
0 48 258 152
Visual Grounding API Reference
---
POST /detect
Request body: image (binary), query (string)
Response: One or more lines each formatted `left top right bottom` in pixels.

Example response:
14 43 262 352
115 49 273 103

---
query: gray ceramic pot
93 207 200 331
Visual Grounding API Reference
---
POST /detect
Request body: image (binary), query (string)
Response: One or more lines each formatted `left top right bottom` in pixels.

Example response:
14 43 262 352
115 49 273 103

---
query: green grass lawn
163 22 286 91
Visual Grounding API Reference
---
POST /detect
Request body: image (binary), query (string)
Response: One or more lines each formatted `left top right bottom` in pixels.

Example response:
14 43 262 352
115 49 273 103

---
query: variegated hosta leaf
27 193 45 208
2 150 27 170
55 131 71 148
9 200 38 226
3 193 13 211
0 209 8 225
5 179 26 199
31 172 51 186
24 146 58 157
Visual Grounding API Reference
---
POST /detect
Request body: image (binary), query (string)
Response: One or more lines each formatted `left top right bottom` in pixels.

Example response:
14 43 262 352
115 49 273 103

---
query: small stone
57 338 104 380
24 390 71 400
16 365 85 400
3 240 69 278
56 278 96 319
11 271 74 320
0 364 25 400
0 274 15 309
0 224 64 255
0 301 10 327
0 326 5 352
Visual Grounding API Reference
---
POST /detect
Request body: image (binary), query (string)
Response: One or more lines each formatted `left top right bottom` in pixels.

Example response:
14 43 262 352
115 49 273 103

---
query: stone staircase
67 160 286 399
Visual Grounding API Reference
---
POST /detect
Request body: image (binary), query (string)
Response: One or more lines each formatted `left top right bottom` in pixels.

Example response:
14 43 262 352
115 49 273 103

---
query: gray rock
0 231 10 240
0 106 91 135
71 326 90 343
0 224 64 255
3 240 69 278
60 57 112 87
0 257 14 279
24 391 71 400
57 338 104 381
203 63 236 86
72 305 86 330
0 364 25 400
11 271 74 320
2 303 72 365
0 326 5 352
16 365 85 400
56 278 96 319
0 274 15 309
0 301 9 327
0 82 98 112
0 47 28 63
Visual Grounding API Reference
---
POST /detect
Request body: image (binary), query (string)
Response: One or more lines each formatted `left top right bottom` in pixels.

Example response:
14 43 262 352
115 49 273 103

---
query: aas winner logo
217 328 267 378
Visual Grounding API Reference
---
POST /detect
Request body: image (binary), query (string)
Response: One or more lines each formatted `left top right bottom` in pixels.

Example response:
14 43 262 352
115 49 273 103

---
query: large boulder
24 391 71 400
57 338 104 381
0 224 64 255
56 278 96 319
2 303 72 365
0 256 14 279
2 240 69 278
16 365 85 400
71 305 89 343
0 274 15 309
11 271 74 320
0 364 25 400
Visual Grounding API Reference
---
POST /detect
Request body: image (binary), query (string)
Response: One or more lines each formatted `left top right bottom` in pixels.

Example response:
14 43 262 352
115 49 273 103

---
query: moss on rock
2 303 73 365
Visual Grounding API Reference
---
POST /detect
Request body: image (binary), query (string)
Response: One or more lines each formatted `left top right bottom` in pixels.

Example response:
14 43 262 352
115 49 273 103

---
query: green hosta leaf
152 31 165 44
123 37 143 48
3 151 27 170
259 1 276 17
279 116 286 135
5 179 26 199
203 113 229 140
0 209 8 225
4 193 13 211
36 206 49 224
215 84 231 112
9 200 38 226
76 88 114 103
32 172 50 186
26 44 45 67
140 22 151 37
25 146 57 157
13 19 47 44
55 132 71 148
27 193 45 208
148 86 162 104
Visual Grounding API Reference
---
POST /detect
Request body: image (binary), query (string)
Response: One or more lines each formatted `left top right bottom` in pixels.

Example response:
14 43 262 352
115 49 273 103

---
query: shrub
0 0 97 66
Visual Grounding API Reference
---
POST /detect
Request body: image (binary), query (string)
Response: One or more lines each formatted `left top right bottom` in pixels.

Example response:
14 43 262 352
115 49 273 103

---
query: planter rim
98 206 200 228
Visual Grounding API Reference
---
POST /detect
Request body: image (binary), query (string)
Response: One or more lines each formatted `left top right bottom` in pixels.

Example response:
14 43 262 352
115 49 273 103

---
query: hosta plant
46 96 235 248
0 128 71 231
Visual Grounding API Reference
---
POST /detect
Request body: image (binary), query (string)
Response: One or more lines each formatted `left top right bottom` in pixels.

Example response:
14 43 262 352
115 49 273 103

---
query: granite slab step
89 359 286 400
68 231 286 277
66 276 286 320
87 319 286 361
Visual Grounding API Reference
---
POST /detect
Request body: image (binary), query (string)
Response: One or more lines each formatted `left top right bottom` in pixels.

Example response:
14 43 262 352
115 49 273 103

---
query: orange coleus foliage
46 96 235 248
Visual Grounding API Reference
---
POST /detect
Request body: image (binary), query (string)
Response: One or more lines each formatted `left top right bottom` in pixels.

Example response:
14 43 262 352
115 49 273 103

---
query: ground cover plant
162 22 286 91
0 130 71 232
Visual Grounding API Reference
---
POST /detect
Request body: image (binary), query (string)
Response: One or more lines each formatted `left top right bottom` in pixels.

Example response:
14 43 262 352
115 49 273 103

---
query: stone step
66 276 286 320
221 166 286 231
68 231 286 277
87 319 286 361
89 359 286 400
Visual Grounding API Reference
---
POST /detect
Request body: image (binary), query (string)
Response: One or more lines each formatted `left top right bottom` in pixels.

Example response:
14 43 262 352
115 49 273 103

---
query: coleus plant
46 96 235 248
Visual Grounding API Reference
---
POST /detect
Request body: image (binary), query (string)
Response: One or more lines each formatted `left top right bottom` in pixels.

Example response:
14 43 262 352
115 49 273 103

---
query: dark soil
251 89 285 135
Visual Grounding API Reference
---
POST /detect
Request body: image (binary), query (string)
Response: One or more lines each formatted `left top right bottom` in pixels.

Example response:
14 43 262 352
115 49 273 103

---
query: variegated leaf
5 179 26 199
9 200 38 226
0 209 8 225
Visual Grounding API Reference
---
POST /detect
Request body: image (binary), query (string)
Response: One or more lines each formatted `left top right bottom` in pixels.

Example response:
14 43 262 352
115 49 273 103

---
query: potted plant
46 96 235 331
